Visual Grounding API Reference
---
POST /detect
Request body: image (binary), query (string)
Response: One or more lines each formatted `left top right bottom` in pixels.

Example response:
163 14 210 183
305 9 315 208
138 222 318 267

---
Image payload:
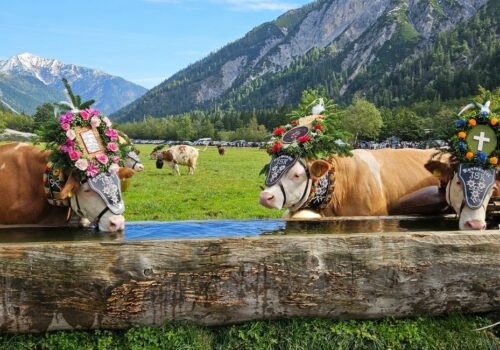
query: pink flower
59 112 73 124
105 128 118 141
112 156 121 164
96 154 109 165
86 162 100 177
66 129 76 140
66 138 75 148
106 142 119 152
61 123 70 131
87 108 101 116
90 116 101 128
69 150 82 161
80 110 90 120
75 159 89 171
60 145 72 153
103 117 112 127
109 163 119 174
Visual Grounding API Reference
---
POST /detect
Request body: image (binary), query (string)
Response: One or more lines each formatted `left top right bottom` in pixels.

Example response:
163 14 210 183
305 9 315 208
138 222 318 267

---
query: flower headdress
261 96 352 176
450 99 499 169
38 79 129 179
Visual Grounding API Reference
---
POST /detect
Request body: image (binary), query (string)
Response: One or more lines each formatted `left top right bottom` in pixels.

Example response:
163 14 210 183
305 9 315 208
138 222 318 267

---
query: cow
424 159 499 230
217 145 226 156
0 143 126 232
124 148 144 172
155 145 204 175
259 148 442 219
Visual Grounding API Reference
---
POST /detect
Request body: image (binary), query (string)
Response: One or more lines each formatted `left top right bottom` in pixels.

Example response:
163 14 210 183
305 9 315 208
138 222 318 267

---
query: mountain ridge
113 0 491 121
0 53 147 115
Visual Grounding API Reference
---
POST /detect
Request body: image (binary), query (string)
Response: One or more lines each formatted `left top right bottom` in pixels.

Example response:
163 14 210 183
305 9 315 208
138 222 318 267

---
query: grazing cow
0 143 126 232
156 145 203 175
425 159 498 230
259 149 441 218
124 149 144 172
217 145 226 156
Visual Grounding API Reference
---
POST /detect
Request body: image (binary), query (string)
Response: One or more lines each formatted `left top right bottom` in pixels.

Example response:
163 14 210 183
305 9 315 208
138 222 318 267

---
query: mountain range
0 53 147 115
113 0 498 121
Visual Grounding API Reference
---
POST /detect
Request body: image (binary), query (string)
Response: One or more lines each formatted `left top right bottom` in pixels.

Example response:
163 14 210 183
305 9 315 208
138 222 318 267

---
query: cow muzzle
259 191 280 209
463 219 486 230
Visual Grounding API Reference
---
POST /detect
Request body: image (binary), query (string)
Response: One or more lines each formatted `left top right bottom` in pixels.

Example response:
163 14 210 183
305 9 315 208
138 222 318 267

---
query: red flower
298 135 311 143
314 124 323 131
291 120 299 125
272 142 282 153
273 127 285 136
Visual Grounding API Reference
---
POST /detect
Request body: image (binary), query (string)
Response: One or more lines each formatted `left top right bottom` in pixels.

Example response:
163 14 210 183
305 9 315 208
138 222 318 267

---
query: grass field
124 145 282 221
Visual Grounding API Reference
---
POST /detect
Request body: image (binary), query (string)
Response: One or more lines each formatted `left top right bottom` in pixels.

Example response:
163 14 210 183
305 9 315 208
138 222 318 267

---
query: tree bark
0 231 498 332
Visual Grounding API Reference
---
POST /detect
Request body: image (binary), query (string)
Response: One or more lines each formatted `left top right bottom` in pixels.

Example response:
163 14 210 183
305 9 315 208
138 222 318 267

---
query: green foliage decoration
450 98 500 169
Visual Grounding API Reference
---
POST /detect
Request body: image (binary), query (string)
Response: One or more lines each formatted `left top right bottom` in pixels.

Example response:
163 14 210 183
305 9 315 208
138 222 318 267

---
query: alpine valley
0 53 147 115
113 0 499 121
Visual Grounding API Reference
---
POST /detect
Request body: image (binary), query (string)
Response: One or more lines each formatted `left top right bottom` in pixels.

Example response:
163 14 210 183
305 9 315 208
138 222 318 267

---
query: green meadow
124 145 282 222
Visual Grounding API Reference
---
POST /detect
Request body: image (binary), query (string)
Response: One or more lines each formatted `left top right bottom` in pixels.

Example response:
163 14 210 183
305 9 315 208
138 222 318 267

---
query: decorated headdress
448 99 499 209
261 95 352 183
450 99 499 169
38 79 130 180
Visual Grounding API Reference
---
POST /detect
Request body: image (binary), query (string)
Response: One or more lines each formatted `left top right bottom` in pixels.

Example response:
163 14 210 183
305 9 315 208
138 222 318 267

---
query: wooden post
0 231 498 332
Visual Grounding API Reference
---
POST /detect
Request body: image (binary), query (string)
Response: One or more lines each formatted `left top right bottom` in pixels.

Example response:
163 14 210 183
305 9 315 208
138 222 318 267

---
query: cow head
124 150 144 172
259 155 331 211
60 172 127 232
426 160 498 230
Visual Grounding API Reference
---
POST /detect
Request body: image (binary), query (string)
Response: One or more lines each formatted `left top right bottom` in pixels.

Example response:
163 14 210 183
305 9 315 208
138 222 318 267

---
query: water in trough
0 216 495 243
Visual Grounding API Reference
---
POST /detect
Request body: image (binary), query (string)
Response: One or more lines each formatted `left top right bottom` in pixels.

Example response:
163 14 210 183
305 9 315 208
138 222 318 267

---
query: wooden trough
0 221 498 333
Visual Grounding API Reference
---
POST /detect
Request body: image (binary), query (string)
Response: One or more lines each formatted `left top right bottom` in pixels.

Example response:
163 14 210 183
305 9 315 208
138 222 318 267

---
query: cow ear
309 160 331 178
118 167 135 180
60 174 80 200
425 160 451 185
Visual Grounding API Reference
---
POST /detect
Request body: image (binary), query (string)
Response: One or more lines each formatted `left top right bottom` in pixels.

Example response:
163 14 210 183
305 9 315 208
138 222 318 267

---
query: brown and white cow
0 143 126 232
157 145 201 175
425 159 499 230
259 149 442 218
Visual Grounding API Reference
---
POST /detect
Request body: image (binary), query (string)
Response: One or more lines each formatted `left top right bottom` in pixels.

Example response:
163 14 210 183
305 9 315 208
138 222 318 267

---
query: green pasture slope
0 144 498 349
123 145 281 221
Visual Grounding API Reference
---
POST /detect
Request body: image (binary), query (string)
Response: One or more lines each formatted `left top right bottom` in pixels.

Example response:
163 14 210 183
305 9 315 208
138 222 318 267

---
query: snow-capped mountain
0 53 147 115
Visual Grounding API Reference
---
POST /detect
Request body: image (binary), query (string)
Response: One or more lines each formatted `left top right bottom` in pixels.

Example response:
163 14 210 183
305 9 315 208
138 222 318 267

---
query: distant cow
0 143 127 232
217 145 226 156
157 145 201 175
259 149 442 218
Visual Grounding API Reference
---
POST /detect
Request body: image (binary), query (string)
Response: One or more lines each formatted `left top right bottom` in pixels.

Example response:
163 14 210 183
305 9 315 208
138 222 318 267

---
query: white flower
66 129 76 140
75 159 89 171
103 117 112 127
109 163 120 174
90 116 101 128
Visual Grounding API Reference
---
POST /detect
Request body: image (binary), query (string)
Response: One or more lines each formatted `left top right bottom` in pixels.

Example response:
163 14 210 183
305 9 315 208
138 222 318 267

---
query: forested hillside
113 0 495 121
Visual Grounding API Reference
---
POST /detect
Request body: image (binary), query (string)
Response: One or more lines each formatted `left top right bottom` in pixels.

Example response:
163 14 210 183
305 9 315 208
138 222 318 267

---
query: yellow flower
458 131 466 139
491 118 498 126
466 152 474 160
490 157 498 165
468 119 477 126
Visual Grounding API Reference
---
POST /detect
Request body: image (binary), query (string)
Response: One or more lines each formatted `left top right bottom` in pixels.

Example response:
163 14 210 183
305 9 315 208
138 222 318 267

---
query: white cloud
143 0 301 12
215 0 299 11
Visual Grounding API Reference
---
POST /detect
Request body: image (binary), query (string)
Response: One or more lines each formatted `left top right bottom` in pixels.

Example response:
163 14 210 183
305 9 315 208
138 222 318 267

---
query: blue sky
0 0 310 88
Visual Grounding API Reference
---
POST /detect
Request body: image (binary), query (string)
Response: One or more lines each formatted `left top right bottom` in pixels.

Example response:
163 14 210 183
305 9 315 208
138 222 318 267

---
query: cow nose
464 220 486 230
108 215 125 232
259 191 275 208
136 164 145 172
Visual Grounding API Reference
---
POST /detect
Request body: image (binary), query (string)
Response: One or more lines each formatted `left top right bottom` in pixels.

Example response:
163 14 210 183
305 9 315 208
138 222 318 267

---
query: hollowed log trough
0 230 498 332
